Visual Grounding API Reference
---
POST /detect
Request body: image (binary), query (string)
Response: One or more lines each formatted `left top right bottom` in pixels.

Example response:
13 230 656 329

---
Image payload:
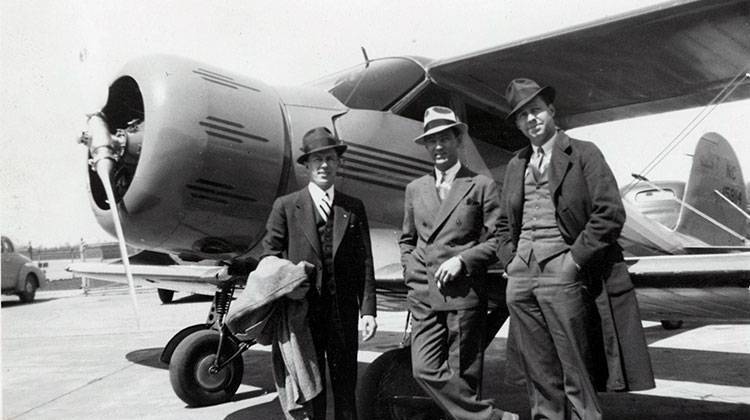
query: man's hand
361 315 377 341
561 252 580 283
435 256 464 290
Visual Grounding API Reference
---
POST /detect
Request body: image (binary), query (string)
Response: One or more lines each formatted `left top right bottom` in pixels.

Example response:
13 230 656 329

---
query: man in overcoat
400 106 517 420
496 79 654 420
243 126 377 420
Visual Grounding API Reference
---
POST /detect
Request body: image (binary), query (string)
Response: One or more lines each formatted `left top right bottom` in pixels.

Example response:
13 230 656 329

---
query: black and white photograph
2 1 749 419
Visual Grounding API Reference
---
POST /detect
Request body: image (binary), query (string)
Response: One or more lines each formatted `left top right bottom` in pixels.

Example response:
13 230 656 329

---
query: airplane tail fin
675 132 747 245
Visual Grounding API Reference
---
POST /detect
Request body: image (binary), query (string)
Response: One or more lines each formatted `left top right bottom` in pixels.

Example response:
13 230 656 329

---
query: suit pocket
403 253 426 284
506 255 521 276
455 203 481 234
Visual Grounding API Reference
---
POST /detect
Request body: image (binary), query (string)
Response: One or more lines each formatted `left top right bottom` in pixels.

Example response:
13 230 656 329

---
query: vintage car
1 236 45 303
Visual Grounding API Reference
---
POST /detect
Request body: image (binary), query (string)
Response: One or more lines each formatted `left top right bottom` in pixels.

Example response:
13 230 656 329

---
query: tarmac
2 284 749 419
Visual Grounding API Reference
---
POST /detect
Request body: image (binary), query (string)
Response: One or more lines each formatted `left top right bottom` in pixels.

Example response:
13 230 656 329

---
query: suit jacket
497 131 654 391
260 187 376 318
400 166 501 311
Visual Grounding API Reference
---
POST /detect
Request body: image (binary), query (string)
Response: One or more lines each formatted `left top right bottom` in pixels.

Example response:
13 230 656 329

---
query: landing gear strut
165 277 256 407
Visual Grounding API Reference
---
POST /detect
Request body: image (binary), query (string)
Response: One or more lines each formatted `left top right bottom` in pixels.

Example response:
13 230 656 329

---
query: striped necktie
437 171 449 201
319 192 332 222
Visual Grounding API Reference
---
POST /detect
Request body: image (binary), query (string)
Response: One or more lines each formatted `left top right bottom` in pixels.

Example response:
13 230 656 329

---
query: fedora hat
297 127 348 164
504 78 556 120
413 106 468 145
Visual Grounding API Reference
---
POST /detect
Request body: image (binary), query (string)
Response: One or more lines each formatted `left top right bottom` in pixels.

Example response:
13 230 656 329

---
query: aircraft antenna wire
624 67 750 193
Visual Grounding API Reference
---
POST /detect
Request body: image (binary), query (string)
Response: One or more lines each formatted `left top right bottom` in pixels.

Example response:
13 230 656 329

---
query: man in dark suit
400 106 517 420
497 79 654 420
258 126 377 420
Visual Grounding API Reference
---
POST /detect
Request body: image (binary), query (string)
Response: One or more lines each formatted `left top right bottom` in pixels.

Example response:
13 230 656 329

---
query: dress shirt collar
307 182 335 205
435 161 461 185
532 130 558 157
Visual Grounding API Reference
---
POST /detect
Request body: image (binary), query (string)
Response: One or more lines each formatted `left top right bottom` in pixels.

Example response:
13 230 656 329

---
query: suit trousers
308 288 359 420
506 251 602 420
409 299 508 420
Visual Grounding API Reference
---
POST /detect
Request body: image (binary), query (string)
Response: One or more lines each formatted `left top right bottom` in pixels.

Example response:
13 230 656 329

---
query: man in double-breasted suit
497 79 654 420
400 106 517 420
248 127 377 420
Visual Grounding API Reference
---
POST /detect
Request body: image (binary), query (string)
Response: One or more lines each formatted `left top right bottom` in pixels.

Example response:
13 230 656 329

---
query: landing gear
169 329 245 406
357 346 442 420
660 319 684 330
358 282 509 420
166 277 253 406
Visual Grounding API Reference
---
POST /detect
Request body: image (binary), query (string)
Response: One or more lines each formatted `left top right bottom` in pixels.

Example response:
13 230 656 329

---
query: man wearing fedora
400 106 517 420
244 126 377 419
496 79 654 420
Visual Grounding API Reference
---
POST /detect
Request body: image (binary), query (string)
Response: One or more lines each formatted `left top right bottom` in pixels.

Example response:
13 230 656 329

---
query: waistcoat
315 208 336 295
517 166 569 264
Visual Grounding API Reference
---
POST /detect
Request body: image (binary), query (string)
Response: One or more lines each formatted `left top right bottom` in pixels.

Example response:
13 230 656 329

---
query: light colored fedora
413 106 468 145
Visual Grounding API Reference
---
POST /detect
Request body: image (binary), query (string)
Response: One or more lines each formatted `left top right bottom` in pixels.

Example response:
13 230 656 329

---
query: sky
1 0 748 247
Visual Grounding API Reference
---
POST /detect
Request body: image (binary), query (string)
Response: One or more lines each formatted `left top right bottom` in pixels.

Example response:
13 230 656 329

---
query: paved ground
2 285 749 419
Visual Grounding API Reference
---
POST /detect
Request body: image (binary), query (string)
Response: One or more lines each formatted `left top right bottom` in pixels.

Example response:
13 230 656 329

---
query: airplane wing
626 252 750 277
67 263 230 296
427 0 750 128
67 228 407 295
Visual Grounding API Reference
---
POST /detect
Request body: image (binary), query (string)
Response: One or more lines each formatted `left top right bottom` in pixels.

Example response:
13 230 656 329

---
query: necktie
437 171 449 201
535 147 545 171
319 192 332 222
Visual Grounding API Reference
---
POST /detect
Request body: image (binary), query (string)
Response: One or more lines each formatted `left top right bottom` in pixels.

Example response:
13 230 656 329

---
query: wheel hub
195 355 229 391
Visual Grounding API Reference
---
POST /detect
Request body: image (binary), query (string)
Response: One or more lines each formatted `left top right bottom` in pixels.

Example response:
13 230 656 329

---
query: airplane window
309 58 426 111
634 189 676 202
464 103 528 153
398 83 453 121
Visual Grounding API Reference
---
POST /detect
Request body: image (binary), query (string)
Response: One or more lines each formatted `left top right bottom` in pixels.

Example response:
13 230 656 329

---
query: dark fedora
297 127 348 164
504 78 556 120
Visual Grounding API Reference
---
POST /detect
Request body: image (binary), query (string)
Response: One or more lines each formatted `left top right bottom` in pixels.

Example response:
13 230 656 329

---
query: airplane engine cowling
87 55 291 260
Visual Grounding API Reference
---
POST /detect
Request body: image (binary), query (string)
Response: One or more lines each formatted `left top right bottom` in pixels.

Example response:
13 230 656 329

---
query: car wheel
19 274 38 303
157 288 175 304
169 329 244 407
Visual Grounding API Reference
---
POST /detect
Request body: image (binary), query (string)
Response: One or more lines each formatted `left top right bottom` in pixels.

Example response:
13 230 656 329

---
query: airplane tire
357 346 443 420
157 288 175 304
18 274 37 303
169 329 244 406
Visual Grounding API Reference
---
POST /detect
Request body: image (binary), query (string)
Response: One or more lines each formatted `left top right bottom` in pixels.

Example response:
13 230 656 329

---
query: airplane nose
84 55 289 259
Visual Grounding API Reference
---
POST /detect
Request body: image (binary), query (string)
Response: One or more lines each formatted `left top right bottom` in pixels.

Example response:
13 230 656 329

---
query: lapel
331 193 351 257
429 166 476 241
511 146 532 220
548 131 573 198
294 189 321 258
422 173 442 214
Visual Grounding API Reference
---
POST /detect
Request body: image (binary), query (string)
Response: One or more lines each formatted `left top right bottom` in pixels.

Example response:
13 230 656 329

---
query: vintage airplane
68 0 750 410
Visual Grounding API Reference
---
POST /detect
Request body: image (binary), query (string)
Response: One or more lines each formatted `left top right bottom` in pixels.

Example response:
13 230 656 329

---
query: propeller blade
96 159 140 328
82 113 140 327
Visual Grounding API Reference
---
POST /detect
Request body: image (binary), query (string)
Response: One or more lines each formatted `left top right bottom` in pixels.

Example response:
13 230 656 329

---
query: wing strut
623 69 750 193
